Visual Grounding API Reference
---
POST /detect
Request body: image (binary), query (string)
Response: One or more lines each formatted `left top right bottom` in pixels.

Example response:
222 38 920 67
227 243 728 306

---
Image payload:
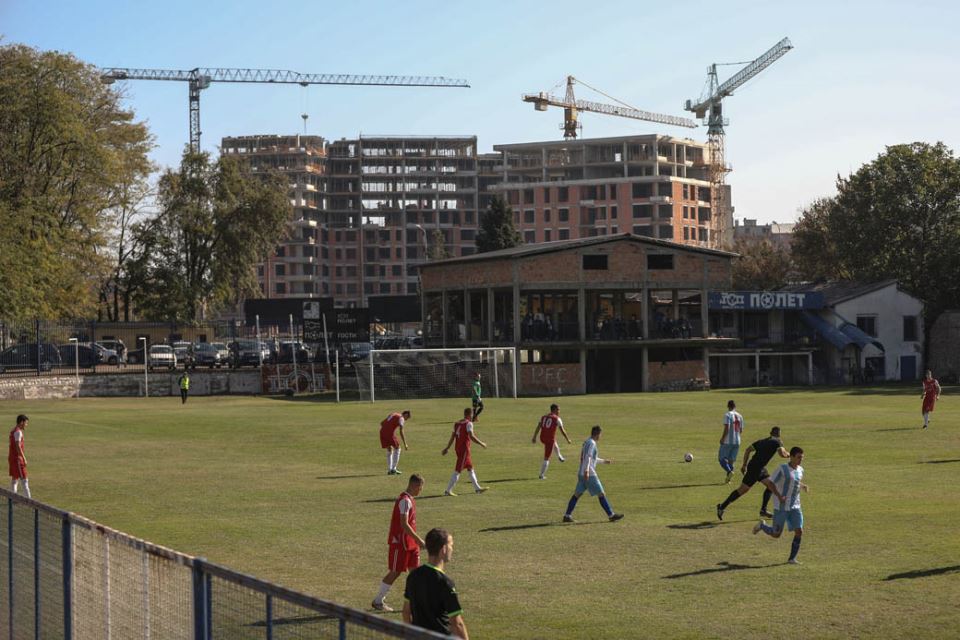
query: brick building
418 233 736 395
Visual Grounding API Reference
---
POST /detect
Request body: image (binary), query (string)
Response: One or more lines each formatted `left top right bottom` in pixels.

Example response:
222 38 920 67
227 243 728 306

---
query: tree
428 228 450 261
791 142 960 336
731 238 794 290
476 195 522 253
130 151 291 322
0 43 153 321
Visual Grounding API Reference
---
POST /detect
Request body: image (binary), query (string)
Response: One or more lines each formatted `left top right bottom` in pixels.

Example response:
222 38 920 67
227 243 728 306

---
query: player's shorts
388 544 420 573
773 508 803 532
742 464 769 487
922 396 936 413
472 398 483 409
380 430 400 449
718 444 739 465
575 474 605 497
455 448 473 472
541 438 556 460
8 458 26 480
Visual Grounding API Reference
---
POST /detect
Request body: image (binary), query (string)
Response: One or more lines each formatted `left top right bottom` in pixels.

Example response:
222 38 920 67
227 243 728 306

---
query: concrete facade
928 311 960 381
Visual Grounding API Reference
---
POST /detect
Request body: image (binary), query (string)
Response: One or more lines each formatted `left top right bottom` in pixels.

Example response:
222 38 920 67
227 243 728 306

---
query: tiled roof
778 280 899 305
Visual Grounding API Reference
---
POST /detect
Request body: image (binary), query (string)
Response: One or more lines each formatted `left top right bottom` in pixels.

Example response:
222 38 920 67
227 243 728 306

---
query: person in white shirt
753 446 809 565
562 426 623 523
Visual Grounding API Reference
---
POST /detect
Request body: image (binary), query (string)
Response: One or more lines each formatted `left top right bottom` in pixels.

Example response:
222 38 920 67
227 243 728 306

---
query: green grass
6 386 960 638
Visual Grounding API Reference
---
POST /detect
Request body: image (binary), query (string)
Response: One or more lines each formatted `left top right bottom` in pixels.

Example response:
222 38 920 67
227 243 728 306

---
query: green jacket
179 375 190 390
472 379 481 400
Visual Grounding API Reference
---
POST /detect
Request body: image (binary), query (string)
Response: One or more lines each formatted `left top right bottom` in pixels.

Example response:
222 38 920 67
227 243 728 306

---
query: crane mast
684 38 793 248
100 67 470 153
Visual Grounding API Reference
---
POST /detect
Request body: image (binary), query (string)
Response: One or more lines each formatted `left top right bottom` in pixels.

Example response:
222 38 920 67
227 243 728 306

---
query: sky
3 0 957 225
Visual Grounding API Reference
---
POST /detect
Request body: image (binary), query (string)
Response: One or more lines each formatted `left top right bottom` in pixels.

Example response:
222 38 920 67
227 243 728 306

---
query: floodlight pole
68 338 79 393
139 337 148 397
289 314 298 393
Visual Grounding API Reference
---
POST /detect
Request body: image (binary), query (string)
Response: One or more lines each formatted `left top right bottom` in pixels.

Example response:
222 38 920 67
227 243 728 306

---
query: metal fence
0 490 448 639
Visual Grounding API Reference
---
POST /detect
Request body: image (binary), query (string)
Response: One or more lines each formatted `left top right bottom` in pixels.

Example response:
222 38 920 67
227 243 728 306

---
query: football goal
355 347 517 402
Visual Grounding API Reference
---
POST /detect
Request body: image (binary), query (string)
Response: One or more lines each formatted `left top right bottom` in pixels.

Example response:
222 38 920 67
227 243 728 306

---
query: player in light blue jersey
718 400 743 484
753 446 808 564
562 426 623 523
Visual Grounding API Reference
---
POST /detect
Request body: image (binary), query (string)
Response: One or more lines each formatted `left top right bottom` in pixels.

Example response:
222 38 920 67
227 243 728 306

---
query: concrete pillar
672 289 680 320
578 286 586 342
701 288 709 338
441 290 448 349
808 352 813 385
622 142 629 177
614 350 621 392
513 282 521 348
463 288 471 343
755 350 760 386
580 348 587 394
641 288 649 339
487 288 495 343
704 347 711 385
641 347 649 392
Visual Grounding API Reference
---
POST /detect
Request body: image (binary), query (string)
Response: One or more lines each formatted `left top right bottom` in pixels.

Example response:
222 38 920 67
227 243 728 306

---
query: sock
789 536 801 561
473 405 483 419
599 495 614 517
375 581 391 603
387 451 394 472
392 448 401 470
721 490 741 509
10 479 18 494
760 523 775 535
761 489 772 512
21 479 29 499
554 443 565 461
923 412 929 426
468 469 481 490
446 472 460 493
565 495 579 516
540 460 549 477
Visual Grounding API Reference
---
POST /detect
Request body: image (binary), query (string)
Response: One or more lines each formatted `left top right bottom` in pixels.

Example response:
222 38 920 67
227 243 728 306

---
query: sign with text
333 309 370 343
708 291 824 311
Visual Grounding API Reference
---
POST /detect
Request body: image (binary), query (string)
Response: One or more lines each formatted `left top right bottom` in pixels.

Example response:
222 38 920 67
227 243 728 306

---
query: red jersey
539 413 561 443
8 427 24 463
381 412 404 436
388 491 418 550
453 419 473 453
923 379 939 398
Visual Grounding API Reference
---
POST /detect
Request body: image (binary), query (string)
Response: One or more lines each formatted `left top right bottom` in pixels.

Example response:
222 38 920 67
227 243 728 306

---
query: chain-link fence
0 491 449 639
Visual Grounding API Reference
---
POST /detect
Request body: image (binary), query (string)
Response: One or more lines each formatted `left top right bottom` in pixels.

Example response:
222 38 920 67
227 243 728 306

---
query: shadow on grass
666 519 752 530
640 482 722 491
485 478 537 484
316 474 382 480
363 495 446 504
920 459 960 465
479 521 605 532
873 427 918 432
263 393 354 404
732 384 921 397
884 565 960 581
663 561 784 579
249 613 337 627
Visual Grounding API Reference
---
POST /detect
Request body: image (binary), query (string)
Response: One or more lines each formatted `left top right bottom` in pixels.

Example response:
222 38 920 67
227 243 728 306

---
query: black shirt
748 436 783 469
404 563 463 634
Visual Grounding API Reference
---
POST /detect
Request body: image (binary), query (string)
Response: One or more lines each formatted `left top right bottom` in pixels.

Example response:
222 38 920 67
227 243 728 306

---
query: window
544 209 551 222
346 248 357 260
524 230 536 244
632 204 651 219
682 184 689 199
380 283 391 294
582 254 608 270
545 229 552 241
275 282 286 294
460 229 475 241
647 254 674 270
543 187 551 203
698 227 708 242
608 184 617 199
683 227 690 240
392 265 402 276
275 246 286 258
379 248 391 259
610 206 617 219
559 229 570 240
633 225 653 237
658 225 674 239
275 264 285 276
364 282 374 294
256 265 264 277
365 248 376 261
523 189 535 204
365 265 376 277
524 210 535 224
856 315 878 337
559 208 569 222
465 212 474 224
903 316 918 341
632 183 653 198
558 186 569 202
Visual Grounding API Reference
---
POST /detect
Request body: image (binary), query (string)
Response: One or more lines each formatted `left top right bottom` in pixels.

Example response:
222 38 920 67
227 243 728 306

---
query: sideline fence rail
0 490 449 639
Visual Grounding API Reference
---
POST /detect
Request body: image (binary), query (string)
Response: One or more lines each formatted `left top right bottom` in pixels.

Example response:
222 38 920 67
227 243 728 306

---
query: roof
778 280 899 306
418 233 738 270
493 134 703 151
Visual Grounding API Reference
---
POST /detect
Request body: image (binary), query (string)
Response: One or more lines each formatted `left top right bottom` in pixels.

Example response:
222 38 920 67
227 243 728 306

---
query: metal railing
0 490 448 639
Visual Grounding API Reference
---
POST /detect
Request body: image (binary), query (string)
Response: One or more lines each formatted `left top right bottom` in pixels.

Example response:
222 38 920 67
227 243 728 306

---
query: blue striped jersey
723 411 743 446
770 463 804 511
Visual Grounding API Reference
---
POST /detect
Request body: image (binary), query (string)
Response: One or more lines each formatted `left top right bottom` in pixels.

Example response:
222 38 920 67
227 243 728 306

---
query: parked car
126 347 145 365
341 341 373 362
229 340 269 367
148 345 177 370
57 344 99 368
91 342 121 365
171 341 193 368
0 343 63 373
275 341 311 364
210 342 230 365
191 342 222 368
98 339 127 362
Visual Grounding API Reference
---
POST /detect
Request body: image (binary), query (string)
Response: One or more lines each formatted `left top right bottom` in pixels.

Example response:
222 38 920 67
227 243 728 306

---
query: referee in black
403 528 469 638
716 426 789 520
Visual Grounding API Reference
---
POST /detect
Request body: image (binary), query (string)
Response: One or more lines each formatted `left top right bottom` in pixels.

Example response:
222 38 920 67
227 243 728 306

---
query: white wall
834 283 924 381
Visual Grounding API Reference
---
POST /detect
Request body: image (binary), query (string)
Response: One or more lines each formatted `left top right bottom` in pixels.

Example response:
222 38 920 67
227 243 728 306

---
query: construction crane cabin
684 37 793 248
99 67 471 153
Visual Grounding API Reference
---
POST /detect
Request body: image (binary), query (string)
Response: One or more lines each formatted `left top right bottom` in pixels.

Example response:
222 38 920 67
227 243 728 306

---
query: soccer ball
683 452 694 462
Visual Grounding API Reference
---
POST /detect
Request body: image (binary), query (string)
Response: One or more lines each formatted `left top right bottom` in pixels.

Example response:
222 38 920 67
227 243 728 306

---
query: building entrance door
900 355 916 381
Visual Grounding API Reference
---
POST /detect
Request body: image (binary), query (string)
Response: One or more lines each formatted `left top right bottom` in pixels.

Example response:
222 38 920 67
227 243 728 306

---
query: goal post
358 347 517 402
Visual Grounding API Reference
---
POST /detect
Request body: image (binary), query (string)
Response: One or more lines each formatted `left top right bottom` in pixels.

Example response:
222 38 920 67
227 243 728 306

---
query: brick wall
520 363 585 395
0 371 262 400
647 359 708 391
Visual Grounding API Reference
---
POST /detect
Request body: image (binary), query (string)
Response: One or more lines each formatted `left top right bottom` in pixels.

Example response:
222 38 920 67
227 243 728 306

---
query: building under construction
223 133 728 308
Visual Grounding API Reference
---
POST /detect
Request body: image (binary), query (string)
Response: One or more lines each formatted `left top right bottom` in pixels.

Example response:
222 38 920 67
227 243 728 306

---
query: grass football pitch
8 386 960 639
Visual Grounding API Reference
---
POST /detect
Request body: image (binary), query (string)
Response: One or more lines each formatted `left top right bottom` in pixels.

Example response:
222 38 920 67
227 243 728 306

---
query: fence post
34 509 39 640
192 559 209 640
35 319 41 377
265 594 273 640
8 498 13 640
61 518 72 640
339 618 347 640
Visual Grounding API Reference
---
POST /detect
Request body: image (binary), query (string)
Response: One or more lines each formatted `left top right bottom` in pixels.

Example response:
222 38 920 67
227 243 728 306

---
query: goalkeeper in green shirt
471 372 484 422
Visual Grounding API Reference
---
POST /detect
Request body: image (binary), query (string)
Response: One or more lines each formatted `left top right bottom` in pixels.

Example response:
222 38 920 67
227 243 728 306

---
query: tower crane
523 76 697 139
99 67 471 153
684 37 793 248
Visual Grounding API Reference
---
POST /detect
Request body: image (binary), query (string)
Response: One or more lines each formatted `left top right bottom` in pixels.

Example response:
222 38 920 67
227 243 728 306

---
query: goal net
355 347 517 402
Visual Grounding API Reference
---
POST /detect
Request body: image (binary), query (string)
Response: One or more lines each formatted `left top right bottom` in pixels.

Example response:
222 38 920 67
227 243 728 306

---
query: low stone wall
0 370 262 400
648 360 710 392
521 362 585 395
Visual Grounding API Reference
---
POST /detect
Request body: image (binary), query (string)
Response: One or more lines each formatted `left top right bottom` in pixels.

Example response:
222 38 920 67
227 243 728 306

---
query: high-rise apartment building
224 133 729 308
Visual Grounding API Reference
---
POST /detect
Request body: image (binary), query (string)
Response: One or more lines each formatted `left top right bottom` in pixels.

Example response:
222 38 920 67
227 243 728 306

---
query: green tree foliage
0 43 153 320
129 151 291 321
428 228 450 261
792 142 960 327
476 195 522 253
731 238 794 290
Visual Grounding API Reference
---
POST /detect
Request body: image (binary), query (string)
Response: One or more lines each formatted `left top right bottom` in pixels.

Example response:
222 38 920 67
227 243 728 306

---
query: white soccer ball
684 452 694 463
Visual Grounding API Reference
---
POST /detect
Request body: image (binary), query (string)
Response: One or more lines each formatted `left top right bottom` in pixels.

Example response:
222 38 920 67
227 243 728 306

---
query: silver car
148 345 177 370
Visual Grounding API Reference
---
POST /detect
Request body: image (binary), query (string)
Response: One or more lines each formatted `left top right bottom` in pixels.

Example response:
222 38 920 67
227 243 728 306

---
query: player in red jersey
380 410 411 475
442 407 487 496
9 415 30 498
372 473 425 612
921 370 942 430
531 403 572 479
